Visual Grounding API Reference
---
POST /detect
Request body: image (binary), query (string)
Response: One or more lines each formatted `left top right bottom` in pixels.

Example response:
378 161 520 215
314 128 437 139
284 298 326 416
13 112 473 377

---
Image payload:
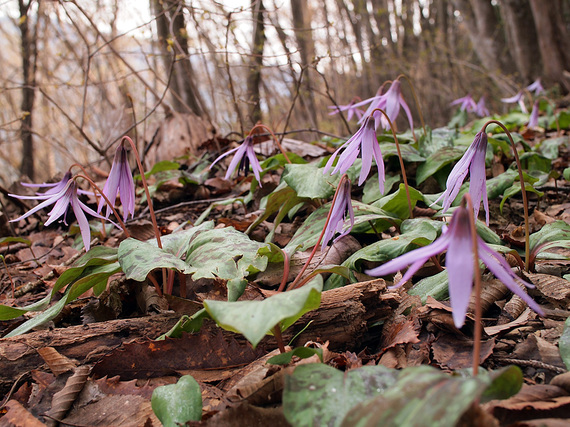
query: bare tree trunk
499 0 541 82
528 0 570 91
452 0 515 76
151 0 206 116
18 0 39 180
290 0 318 128
246 0 265 125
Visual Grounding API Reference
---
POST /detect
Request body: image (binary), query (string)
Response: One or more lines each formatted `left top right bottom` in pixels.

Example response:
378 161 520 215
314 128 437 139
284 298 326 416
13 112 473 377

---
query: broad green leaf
118 238 195 281
156 222 214 256
157 308 210 340
203 276 322 348
267 347 323 365
378 142 425 162
247 182 303 234
373 183 426 220
518 152 552 173
423 127 458 157
362 173 400 204
325 218 442 289
260 152 307 170
151 375 202 426
539 137 567 160
486 169 518 199
409 270 449 303
5 262 121 336
185 227 269 280
500 181 544 213
282 163 339 199
550 110 570 129
137 160 179 180
283 364 398 427
560 316 570 370
564 167 570 182
340 365 522 427
0 237 31 246
530 221 570 250
416 147 465 185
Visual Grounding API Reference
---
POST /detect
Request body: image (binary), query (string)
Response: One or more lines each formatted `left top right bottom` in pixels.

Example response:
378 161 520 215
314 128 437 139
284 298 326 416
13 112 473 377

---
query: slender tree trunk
528 0 570 91
18 0 39 180
246 0 265 125
151 0 206 116
499 0 541 82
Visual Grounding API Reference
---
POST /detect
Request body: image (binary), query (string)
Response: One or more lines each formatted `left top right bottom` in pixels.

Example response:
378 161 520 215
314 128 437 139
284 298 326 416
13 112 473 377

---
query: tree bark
528 0 570 91
246 0 266 125
151 0 206 116
499 0 541 82
18 0 39 180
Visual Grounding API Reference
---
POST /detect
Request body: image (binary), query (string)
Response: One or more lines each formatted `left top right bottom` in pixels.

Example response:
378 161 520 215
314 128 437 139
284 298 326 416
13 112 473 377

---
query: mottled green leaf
282 163 340 199
204 276 322 348
416 146 465 185
151 375 202 425
409 269 449 303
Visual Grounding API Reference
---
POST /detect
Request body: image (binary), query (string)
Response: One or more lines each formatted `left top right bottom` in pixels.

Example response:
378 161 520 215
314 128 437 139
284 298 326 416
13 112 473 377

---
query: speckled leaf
560 317 570 370
282 163 340 199
416 146 465 185
283 364 398 427
118 238 195 281
203 276 322 348
151 375 202 426
185 227 269 280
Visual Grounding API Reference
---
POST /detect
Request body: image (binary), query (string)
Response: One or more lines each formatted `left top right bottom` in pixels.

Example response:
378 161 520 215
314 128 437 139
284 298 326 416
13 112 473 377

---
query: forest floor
1 117 570 426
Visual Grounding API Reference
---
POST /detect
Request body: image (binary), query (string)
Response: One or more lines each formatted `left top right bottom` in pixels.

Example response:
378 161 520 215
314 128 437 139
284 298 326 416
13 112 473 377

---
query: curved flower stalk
321 177 354 251
365 203 543 328
432 131 489 224
98 143 135 221
10 178 111 251
210 135 263 186
323 115 385 192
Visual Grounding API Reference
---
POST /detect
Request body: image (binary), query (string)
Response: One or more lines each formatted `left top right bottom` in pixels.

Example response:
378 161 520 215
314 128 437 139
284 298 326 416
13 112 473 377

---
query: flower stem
397 74 427 138
120 136 162 249
249 124 292 164
288 174 349 291
273 323 286 354
372 108 414 219
462 194 482 377
483 120 530 271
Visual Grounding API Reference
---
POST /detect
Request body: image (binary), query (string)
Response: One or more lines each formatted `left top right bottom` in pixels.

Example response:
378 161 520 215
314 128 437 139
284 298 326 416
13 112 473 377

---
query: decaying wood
0 278 399 395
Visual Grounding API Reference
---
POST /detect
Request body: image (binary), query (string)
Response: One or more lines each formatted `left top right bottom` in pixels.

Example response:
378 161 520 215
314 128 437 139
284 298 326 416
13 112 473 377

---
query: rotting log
0 279 398 395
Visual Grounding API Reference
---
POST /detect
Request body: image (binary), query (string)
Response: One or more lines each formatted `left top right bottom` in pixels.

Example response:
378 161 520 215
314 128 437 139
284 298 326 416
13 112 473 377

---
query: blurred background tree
0 0 568 183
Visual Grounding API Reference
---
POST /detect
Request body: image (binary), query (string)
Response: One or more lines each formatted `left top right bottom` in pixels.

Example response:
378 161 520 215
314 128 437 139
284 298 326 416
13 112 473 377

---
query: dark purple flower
98 144 135 221
321 178 354 251
210 135 262 186
366 205 543 328
10 179 108 251
432 131 489 224
323 116 385 192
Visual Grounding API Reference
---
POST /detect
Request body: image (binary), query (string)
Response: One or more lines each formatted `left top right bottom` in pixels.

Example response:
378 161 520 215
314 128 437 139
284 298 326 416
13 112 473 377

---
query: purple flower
328 101 364 121
322 178 354 251
21 171 74 196
528 101 540 128
10 179 109 251
501 91 528 114
365 205 543 328
357 80 414 131
450 94 477 113
210 135 262 186
432 131 489 224
475 97 490 117
526 79 545 96
98 144 135 221
323 116 385 192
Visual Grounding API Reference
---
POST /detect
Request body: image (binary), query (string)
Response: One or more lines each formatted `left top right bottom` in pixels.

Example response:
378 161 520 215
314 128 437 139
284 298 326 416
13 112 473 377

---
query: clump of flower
210 135 262 186
501 91 528 113
451 94 489 118
323 115 385 192
358 79 414 131
432 131 489 224
321 177 354 251
366 204 543 328
98 143 135 221
328 99 364 121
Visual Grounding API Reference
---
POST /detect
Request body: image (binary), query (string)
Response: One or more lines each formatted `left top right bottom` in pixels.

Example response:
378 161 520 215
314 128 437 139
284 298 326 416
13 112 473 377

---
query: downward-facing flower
450 94 477 112
210 135 262 186
323 115 385 192
432 131 489 224
10 179 108 251
21 170 74 196
358 80 414 131
475 97 490 117
528 101 540 128
526 79 545 96
501 91 528 113
98 144 135 221
321 177 354 251
328 100 364 121
365 205 543 328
